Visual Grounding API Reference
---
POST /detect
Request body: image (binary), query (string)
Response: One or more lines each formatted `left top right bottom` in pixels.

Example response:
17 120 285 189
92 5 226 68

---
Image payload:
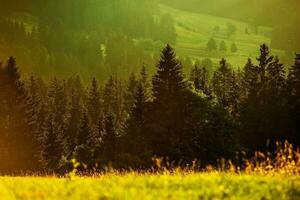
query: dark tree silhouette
0 57 40 172
287 54 300 144
212 58 232 108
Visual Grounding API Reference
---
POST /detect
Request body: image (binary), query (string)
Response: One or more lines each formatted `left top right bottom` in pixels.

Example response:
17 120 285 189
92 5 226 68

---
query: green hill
159 4 284 69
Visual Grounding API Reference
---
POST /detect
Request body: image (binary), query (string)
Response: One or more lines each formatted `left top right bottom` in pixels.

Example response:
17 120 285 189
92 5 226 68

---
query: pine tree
65 87 82 157
150 44 190 159
103 75 126 134
231 43 238 53
122 82 150 166
42 113 64 171
264 56 288 143
87 78 101 125
267 56 285 96
207 38 217 51
0 57 40 171
240 45 286 152
25 75 46 163
212 58 232 108
43 78 68 164
124 73 138 113
140 65 151 101
287 53 300 144
103 76 117 114
152 44 187 102
219 41 227 52
228 71 241 117
74 111 94 167
257 44 274 91
190 65 210 95
102 113 117 163
242 58 258 98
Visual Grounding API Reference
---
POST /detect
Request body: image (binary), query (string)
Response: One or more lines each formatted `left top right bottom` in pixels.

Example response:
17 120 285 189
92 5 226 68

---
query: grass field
159 5 284 68
0 173 299 200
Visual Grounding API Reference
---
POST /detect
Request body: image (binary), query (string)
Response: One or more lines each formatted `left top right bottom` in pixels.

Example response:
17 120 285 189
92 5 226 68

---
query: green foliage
207 38 218 51
0 57 40 172
0 44 299 173
231 43 238 53
227 23 237 36
219 41 227 52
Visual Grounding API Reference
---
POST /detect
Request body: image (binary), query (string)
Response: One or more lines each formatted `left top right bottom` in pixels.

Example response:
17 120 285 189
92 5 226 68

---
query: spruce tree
103 76 117 114
102 113 117 163
0 57 40 171
287 53 300 144
241 44 286 152
65 87 82 157
242 58 258 98
43 78 68 164
228 71 241 117
150 44 190 159
231 43 238 53
152 44 187 102
121 82 150 166
87 78 101 125
42 113 64 171
140 65 151 101
267 56 285 96
212 58 232 108
219 41 227 52
25 75 46 163
190 65 210 95
257 44 274 90
207 38 217 51
74 111 94 167
124 73 138 113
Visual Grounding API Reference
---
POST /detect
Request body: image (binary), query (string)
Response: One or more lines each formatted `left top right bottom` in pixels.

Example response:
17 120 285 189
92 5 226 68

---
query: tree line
0 44 299 173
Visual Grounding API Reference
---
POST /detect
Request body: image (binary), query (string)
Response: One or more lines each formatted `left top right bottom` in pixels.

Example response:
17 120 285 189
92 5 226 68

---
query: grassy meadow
0 173 299 200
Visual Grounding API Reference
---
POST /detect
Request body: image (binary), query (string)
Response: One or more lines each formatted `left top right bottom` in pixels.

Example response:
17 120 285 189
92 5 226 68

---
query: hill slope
160 5 283 69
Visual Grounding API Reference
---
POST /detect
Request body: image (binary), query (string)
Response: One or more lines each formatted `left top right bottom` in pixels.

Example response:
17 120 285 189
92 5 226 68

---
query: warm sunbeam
0 0 299 199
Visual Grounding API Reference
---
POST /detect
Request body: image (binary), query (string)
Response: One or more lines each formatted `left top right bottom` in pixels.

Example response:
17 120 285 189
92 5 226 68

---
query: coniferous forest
0 43 299 173
1 2 300 199
0 0 300 176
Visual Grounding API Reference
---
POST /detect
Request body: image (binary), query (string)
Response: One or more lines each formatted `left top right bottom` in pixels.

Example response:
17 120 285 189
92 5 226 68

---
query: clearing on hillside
159 4 283 69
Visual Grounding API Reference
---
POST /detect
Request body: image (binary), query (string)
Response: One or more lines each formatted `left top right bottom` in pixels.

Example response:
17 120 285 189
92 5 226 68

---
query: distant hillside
159 4 284 70
160 0 299 26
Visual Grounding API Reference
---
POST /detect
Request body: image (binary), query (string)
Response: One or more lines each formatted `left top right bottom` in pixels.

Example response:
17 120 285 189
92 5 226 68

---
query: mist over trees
0 0 177 79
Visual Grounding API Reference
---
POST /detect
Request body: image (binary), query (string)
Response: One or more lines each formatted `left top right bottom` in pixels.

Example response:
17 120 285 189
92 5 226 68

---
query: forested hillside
0 0 299 175
0 0 177 79
0 0 298 80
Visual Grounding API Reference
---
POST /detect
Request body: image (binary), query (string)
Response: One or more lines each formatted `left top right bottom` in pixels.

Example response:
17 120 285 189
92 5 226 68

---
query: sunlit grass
0 173 299 200
0 141 299 199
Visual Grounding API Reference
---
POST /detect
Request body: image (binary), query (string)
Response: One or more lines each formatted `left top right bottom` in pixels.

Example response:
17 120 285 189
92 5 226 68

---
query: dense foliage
0 0 177 79
0 44 299 173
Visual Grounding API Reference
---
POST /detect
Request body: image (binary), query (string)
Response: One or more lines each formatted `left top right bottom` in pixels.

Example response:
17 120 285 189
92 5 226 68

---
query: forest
0 43 299 173
0 0 299 172
0 0 299 80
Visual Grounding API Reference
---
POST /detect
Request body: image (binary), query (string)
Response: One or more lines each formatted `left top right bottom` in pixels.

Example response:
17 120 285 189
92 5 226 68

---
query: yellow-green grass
160 5 284 68
0 173 299 200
